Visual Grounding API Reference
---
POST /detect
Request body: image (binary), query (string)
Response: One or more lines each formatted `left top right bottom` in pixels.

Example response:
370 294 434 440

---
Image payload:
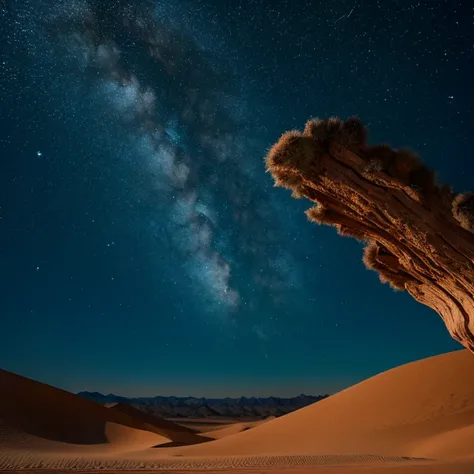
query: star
37 151 42 157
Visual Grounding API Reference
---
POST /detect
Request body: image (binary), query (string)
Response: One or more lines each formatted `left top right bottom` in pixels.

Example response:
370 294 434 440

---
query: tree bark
266 117 474 353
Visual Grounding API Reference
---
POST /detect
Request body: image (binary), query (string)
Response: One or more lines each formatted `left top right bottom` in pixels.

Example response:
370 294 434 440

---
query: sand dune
177 349 474 459
1 349 473 472
205 420 266 439
0 369 199 447
167 417 258 434
108 403 210 445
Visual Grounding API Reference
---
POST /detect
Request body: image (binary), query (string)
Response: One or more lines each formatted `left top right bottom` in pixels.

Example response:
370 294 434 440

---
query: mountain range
77 392 329 418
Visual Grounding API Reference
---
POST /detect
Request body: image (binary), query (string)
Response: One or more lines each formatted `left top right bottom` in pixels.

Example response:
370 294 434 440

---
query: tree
266 117 474 353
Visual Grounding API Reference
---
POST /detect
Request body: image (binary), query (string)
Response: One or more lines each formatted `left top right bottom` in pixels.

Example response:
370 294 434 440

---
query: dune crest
0 369 196 448
108 403 210 445
177 350 474 459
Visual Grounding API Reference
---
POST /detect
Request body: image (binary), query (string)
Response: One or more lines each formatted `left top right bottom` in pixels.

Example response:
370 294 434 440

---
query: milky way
2 0 301 326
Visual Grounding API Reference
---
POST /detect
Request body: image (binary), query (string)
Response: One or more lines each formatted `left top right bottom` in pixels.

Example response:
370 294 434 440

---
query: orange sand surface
1 349 473 472
1 463 474 473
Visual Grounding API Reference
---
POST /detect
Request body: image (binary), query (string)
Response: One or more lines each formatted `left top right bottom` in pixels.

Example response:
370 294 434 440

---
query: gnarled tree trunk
266 117 474 353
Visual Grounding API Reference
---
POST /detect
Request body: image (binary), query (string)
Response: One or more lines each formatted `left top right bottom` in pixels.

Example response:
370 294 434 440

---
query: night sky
1 0 472 397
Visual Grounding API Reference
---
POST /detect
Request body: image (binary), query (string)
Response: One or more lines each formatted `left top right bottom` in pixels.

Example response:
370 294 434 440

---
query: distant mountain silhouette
77 392 329 418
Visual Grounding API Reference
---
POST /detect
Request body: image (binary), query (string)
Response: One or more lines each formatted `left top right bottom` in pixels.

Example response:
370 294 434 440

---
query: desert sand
1 349 473 473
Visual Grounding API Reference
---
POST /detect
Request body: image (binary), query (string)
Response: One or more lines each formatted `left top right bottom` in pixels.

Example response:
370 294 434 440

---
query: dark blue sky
0 0 471 397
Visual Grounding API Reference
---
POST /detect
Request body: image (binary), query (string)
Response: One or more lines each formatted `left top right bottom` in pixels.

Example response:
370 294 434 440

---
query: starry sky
0 0 472 397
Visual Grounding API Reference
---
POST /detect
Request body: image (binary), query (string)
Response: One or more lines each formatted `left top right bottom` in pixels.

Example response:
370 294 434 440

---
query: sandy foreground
1 350 473 473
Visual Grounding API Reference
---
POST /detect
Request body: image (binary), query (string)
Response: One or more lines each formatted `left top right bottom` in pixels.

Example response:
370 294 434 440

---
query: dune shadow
153 435 214 449
3 409 109 445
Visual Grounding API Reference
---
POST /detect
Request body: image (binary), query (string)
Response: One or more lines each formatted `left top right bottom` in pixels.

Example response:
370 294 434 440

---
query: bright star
37 151 42 157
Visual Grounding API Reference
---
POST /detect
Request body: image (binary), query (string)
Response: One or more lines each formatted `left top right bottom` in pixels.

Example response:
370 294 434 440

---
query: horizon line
77 390 332 399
